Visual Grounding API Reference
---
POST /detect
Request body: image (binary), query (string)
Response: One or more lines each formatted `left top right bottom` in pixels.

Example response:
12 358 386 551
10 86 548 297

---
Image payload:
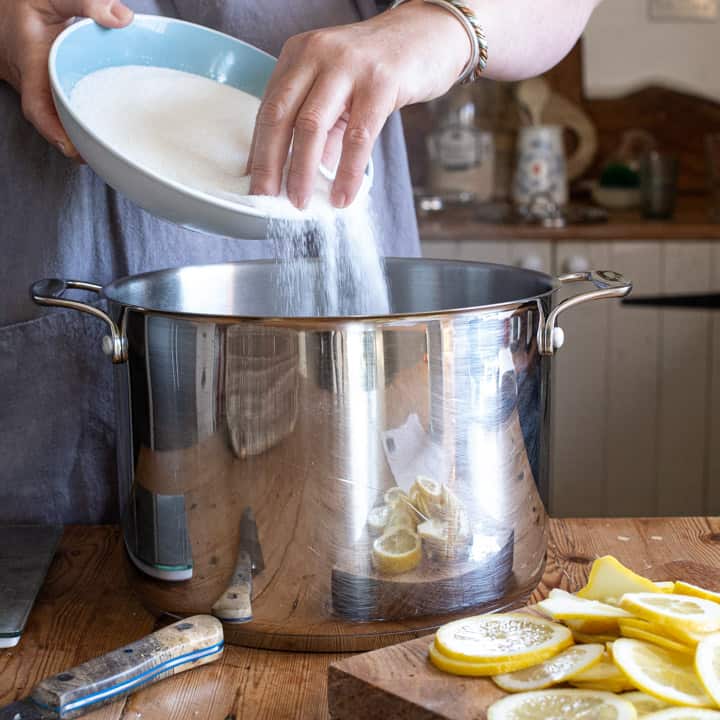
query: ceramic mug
513 125 568 208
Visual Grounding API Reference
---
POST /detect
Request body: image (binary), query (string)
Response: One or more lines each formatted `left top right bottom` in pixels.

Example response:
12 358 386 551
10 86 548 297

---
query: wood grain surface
328 516 720 720
1 519 718 719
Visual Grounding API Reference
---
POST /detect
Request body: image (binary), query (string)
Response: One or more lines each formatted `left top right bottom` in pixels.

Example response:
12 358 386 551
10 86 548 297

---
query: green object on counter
599 163 640 188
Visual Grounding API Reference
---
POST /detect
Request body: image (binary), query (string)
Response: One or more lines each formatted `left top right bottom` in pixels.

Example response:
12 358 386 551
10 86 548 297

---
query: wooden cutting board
327 519 720 720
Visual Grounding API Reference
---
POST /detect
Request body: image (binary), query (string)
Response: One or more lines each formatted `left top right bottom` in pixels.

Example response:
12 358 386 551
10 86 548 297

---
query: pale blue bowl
49 15 370 239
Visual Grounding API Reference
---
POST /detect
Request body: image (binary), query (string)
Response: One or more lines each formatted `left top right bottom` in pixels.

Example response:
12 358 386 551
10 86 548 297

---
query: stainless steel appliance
31 259 631 650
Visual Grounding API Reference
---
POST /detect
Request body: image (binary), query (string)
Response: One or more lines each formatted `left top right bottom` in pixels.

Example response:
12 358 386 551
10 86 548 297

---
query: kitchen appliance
0 526 62 648
31 259 631 651
0 615 222 719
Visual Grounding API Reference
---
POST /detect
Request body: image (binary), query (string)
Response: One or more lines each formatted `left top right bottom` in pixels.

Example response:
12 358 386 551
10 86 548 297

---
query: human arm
248 0 602 209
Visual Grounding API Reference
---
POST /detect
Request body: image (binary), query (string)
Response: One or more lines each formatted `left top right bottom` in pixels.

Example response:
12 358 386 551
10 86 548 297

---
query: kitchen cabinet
420 238 720 517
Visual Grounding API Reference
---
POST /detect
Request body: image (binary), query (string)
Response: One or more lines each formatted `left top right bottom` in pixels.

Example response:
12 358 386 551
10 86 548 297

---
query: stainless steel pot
31 259 631 651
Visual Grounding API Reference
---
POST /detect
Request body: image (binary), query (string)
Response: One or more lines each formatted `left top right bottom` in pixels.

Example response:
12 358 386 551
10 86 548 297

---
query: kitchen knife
0 615 223 720
212 507 264 623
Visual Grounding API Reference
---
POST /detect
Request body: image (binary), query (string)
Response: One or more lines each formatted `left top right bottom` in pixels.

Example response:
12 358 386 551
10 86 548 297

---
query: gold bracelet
388 0 487 84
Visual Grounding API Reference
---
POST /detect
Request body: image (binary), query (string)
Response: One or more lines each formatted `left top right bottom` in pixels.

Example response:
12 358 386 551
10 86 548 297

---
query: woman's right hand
0 0 133 158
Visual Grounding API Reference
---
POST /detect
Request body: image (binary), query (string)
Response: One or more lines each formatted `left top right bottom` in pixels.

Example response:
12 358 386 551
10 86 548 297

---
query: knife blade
0 615 223 720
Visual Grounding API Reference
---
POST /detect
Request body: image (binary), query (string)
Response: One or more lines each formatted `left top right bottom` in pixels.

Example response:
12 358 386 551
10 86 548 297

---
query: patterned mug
513 125 568 209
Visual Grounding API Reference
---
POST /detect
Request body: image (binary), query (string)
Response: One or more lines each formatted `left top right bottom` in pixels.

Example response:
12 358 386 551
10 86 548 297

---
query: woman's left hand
247 1 469 209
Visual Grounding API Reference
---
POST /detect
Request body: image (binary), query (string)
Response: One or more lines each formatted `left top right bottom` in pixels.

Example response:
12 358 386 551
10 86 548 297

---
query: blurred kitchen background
402 0 720 518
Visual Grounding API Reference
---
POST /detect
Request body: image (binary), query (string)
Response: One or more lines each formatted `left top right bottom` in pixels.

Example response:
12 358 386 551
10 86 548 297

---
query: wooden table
1 518 718 719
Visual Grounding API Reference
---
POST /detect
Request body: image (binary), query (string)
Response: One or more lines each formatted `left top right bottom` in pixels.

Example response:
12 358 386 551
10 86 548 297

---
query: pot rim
102 257 559 324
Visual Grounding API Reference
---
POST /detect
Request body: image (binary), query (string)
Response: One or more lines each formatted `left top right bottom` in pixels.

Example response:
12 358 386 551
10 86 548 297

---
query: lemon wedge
620 691 670 716
371 527 421 575
695 633 720 707
641 710 720 719
434 613 573 667
569 652 636 693
492 643 605 692
621 593 720 635
578 556 661 605
612 638 715 708
487 689 637 720
675 582 720 605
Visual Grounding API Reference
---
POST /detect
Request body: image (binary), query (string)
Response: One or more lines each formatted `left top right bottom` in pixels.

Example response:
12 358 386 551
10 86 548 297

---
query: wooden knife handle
30 615 223 719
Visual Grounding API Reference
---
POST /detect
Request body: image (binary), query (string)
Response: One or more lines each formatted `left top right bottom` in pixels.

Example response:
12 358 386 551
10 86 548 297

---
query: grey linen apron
0 0 419 523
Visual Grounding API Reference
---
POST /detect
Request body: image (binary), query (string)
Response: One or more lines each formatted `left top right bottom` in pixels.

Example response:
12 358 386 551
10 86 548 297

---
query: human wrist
390 0 471 85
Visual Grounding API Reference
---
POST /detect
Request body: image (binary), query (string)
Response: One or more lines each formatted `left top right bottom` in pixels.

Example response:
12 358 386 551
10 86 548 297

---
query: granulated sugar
71 65 389 316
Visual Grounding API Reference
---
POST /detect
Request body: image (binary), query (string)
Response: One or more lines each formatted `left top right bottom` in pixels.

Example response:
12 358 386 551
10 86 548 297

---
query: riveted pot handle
540 270 632 356
30 279 128 363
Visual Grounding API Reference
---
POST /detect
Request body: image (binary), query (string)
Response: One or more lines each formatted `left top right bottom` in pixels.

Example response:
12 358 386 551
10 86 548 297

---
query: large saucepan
31 259 630 651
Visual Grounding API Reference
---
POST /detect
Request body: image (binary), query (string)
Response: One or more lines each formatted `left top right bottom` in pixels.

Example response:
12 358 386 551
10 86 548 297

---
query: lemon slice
642 710 720 719
487 689 637 720
612 638 715 708
569 652 636 693
620 691 669 715
492 643 605 692
371 527 421 575
695 633 720 707
578 556 661 605
618 622 694 655
619 616 709 649
539 588 633 621
572 630 622 645
656 582 676 593
675 582 720 605
427 643 535 677
621 593 720 634
367 504 391 536
434 613 573 667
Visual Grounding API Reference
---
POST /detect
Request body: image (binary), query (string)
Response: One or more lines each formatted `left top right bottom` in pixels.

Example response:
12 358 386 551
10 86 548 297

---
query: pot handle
540 270 632 356
30 278 128 363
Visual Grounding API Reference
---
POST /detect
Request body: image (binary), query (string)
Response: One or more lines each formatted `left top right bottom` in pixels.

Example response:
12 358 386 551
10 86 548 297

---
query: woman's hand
0 0 133 157
247 1 469 209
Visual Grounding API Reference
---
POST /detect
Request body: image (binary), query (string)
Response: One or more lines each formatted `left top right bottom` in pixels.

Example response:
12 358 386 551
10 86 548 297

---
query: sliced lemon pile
642 710 720 718
370 527 421 575
695 633 720 707
613 638 715 708
492 643 604 692
429 555 720 716
620 690 670 715
621 593 720 635
432 613 573 675
487 689 637 720
578 555 662 605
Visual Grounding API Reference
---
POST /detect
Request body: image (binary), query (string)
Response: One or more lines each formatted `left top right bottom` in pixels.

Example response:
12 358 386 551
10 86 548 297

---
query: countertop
2 518 719 720
418 196 720 241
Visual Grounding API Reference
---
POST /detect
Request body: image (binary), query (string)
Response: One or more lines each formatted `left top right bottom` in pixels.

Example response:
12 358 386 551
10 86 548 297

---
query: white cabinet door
551 240 718 517
421 239 553 274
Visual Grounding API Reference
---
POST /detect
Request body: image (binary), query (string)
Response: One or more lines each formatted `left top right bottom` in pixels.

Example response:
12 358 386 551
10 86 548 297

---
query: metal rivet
552 326 565 350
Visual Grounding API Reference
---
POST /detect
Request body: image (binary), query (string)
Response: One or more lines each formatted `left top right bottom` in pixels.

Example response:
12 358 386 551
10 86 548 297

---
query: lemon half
371 527 421 575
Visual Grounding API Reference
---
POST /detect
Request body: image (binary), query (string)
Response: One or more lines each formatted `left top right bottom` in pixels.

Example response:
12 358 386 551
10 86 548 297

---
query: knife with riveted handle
0 615 223 719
